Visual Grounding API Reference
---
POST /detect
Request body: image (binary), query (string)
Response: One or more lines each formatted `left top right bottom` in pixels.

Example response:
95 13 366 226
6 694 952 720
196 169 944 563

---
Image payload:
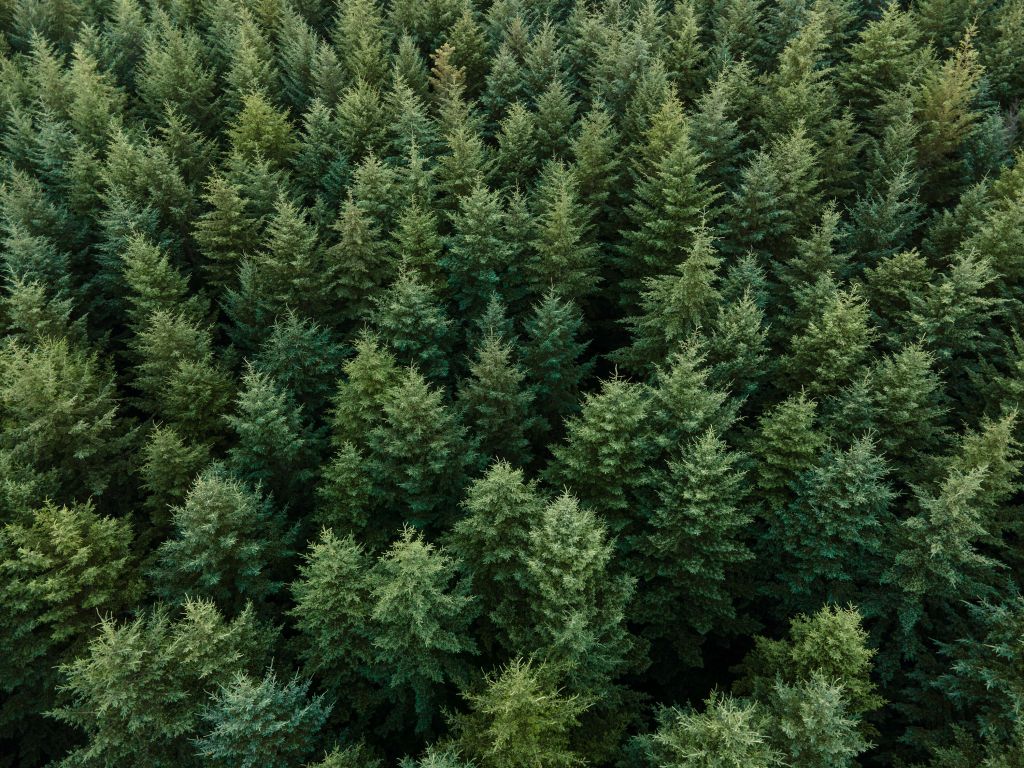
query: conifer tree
54 600 273 768
722 124 821 262
641 693 782 768
290 529 376 721
368 528 478 733
0 501 142 762
648 343 734 451
368 368 468 531
196 670 331 768
139 425 210 537
769 437 894 615
194 174 261 294
225 365 313 505
939 594 1024 745
441 184 511 324
522 290 591 435
326 204 391 328
783 285 876 399
764 674 870 768
151 465 292 613
752 392 824 521
131 309 233 445
618 225 722 374
448 659 587 768
617 116 718 304
734 605 884 724
509 492 635 697
460 332 536 470
0 337 130 505
528 161 599 303
227 90 299 169
252 311 343 420
370 267 454 384
635 429 752 663
546 377 657 542
451 462 545 650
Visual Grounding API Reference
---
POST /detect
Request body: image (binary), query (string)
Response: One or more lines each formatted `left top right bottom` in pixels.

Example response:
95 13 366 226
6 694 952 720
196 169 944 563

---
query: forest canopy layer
0 1 1023 767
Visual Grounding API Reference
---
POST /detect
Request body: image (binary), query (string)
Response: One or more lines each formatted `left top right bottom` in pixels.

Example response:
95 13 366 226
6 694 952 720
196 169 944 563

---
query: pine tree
764 673 870 768
635 429 752 663
448 659 587 768
130 310 233 445
194 174 261 294
137 13 217 131
460 332 536 470
752 392 824 518
0 501 142 763
913 34 983 204
533 79 577 161
648 343 734 451
722 124 821 262
151 465 292 613
368 528 478 733
196 670 331 768
121 234 205 329
939 594 1024 745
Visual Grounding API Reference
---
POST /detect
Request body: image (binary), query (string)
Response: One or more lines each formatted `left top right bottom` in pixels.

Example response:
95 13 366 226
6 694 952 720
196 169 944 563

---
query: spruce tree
443 184 510 322
545 377 657 542
0 501 142 763
367 367 468 531
290 529 376 722
448 659 587 768
769 437 894 615
370 267 454 384
53 600 273 768
0 337 130 505
635 429 752 663
225 365 313 505
528 161 599 303
368 528 478 733
522 290 591 435
151 465 292 613
196 671 331 768
451 462 545 650
460 332 536 470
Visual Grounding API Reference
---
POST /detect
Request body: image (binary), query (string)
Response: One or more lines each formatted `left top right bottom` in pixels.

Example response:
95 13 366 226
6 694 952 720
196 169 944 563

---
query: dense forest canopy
0 0 1023 766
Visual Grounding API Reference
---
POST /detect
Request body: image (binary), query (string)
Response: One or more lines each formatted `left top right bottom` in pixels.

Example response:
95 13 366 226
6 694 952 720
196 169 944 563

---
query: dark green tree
53 600 274 768
196 670 331 768
151 465 292 613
